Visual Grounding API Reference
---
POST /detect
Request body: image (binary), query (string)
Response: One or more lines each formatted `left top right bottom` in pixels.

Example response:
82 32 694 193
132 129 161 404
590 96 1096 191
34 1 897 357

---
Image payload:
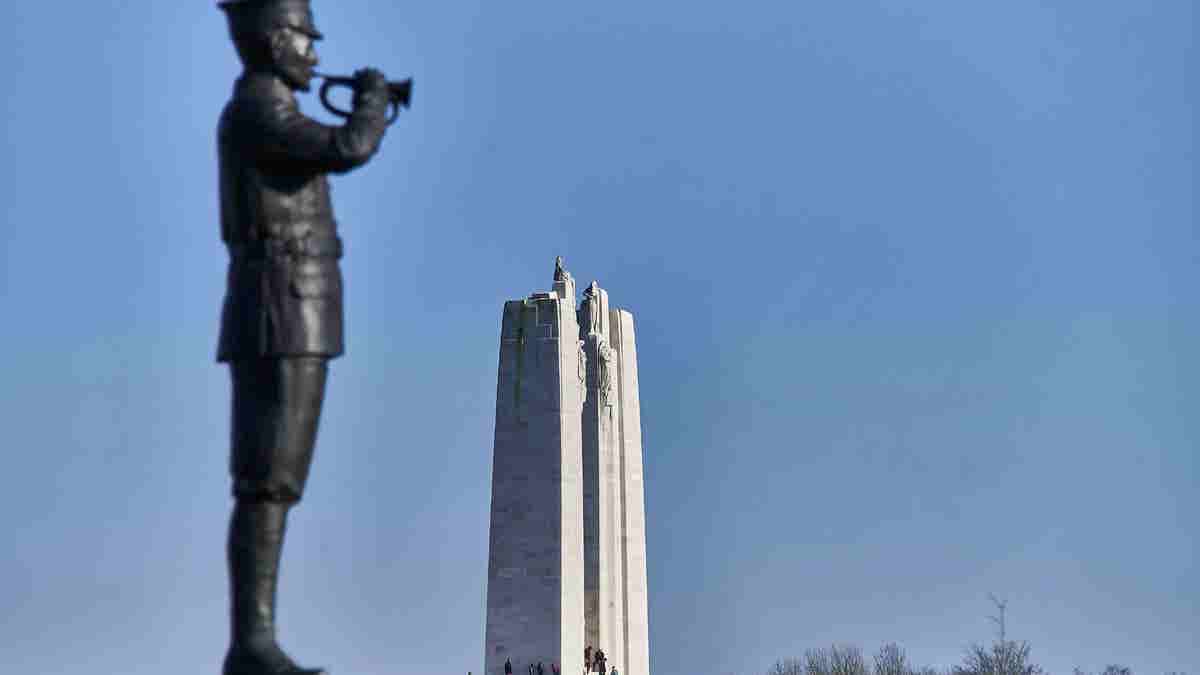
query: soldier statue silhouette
214 0 406 673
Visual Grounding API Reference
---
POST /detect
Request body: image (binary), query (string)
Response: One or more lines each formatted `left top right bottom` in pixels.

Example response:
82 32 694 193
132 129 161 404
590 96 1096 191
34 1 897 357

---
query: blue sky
0 2 1195 674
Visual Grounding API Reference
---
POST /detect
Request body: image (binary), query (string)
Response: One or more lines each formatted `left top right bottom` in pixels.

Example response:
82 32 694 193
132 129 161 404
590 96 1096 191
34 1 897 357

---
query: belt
229 235 343 260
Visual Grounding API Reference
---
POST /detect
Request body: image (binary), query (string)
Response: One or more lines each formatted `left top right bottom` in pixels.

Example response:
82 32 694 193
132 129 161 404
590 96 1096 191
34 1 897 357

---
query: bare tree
952 596 1043 675
951 640 1043 675
873 644 908 675
804 647 831 675
772 645 939 675
1075 666 1133 675
769 659 804 675
830 646 868 675
803 646 868 675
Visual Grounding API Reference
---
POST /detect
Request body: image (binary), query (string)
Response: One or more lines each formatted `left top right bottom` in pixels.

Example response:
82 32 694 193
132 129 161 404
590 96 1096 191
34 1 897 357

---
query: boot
223 500 326 675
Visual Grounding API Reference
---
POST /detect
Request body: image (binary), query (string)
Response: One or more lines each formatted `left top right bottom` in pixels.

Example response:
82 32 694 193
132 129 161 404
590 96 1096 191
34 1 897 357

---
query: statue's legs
224 357 328 675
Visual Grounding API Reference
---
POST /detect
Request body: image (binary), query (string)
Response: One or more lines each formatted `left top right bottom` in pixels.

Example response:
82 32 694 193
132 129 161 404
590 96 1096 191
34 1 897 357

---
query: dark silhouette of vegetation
768 644 936 675
1074 667 1133 675
950 594 1043 675
766 658 803 675
950 640 1042 675
765 596 1190 675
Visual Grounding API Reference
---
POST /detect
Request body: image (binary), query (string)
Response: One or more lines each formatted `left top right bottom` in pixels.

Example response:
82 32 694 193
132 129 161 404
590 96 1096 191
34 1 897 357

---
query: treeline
767 643 939 675
765 643 1184 675
764 598 1187 675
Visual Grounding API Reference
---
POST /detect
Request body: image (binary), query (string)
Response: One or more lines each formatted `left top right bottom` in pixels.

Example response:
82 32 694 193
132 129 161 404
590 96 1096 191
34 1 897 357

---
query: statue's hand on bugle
353 67 389 101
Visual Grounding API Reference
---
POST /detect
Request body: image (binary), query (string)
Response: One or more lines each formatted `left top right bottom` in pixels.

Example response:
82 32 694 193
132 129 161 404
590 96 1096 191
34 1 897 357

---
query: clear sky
0 2 1195 674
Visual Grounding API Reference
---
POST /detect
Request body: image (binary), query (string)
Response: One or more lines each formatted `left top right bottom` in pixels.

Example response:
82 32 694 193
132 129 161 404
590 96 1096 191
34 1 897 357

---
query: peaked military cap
218 0 324 40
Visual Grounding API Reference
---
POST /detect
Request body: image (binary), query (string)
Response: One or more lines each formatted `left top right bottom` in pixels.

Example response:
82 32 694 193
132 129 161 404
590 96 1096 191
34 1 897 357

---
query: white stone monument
485 259 650 675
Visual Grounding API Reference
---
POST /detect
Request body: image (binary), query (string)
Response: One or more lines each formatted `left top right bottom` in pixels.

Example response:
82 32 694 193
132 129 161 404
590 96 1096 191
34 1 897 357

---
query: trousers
229 357 329 502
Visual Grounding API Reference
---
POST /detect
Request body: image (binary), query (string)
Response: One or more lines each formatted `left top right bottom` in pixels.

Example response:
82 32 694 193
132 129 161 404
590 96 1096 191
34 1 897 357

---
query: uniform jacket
216 71 388 362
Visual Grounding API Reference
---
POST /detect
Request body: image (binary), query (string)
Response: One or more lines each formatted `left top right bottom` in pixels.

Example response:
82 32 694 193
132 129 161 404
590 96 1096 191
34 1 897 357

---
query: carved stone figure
577 340 588 387
596 340 615 407
214 1 399 673
580 282 615 407
583 281 602 335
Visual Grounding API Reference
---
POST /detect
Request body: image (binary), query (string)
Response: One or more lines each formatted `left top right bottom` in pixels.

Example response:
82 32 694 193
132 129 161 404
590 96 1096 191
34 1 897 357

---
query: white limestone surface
486 265 649 675
612 309 649 675
580 284 627 675
485 285 585 675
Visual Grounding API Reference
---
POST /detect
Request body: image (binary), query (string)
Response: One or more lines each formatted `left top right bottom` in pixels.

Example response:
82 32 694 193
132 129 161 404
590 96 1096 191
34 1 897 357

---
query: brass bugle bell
315 71 413 124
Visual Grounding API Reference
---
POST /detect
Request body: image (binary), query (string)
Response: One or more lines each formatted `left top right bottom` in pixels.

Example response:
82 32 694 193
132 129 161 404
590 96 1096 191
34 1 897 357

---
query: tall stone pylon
485 259 586 675
579 281 649 675
486 259 649 675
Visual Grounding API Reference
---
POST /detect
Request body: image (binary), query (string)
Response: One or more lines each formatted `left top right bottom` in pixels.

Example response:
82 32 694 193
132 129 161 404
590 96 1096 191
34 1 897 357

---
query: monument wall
611 308 649 675
485 269 585 675
580 284 626 675
486 262 649 675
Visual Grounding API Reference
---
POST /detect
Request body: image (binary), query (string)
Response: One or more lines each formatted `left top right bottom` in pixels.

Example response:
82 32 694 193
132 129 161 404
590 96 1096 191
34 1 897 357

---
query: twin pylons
485 259 650 675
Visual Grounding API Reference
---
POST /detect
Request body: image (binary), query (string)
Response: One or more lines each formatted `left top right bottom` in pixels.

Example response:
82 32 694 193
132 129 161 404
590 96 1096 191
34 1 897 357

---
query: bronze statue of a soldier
214 0 399 673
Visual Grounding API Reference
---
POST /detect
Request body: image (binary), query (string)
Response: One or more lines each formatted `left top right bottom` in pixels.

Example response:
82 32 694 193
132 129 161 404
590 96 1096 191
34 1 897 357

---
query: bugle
315 72 413 124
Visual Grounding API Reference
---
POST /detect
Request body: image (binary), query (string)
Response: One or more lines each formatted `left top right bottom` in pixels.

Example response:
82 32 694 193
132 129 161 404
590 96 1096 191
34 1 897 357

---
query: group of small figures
498 647 618 675
584 646 612 675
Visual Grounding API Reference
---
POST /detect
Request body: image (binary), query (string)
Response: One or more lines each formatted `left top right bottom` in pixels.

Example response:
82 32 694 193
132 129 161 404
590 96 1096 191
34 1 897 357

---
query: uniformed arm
240 73 390 175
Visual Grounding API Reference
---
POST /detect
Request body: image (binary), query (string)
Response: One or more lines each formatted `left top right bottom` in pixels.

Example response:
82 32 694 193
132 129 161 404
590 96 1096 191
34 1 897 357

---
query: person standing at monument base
214 0 394 673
